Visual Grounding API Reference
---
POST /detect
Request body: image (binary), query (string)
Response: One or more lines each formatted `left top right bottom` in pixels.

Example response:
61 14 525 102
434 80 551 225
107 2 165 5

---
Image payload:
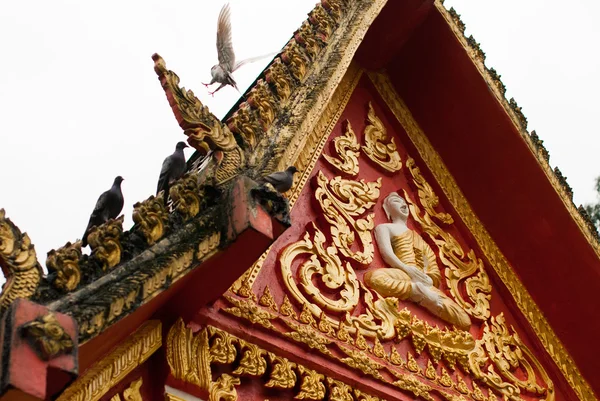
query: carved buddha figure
364 192 471 330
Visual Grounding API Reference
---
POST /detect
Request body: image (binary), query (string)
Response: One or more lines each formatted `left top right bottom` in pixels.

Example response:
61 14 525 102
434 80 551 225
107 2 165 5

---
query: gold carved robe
365 230 441 300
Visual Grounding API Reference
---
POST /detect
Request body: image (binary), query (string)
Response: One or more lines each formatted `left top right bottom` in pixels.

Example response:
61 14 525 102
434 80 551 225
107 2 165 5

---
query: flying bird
258 166 298 193
156 141 189 205
82 176 124 247
202 3 277 96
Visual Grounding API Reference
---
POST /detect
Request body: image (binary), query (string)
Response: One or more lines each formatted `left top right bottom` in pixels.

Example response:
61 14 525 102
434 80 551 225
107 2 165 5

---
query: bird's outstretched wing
232 52 278 72
156 156 173 195
216 3 235 72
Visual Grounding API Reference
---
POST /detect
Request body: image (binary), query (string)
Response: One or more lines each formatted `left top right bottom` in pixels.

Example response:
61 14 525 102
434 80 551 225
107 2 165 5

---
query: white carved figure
364 192 471 330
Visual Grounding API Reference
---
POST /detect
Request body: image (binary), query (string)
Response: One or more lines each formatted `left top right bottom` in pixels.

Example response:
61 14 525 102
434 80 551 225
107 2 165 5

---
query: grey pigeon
156 141 189 205
258 166 298 193
202 3 276 96
82 176 124 247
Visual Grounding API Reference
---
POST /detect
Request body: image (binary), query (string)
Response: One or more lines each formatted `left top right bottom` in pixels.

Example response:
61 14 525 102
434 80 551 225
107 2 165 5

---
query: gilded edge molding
56 320 162 401
231 62 364 293
433 1 600 264
367 71 596 401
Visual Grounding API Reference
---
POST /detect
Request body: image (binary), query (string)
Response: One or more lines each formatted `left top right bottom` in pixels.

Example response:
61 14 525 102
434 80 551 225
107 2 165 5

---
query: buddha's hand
399 263 433 286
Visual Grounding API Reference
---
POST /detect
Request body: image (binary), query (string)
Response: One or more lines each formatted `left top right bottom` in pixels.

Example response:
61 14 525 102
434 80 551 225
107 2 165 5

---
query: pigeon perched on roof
258 166 298 193
202 3 277 96
82 176 124 247
156 141 189 205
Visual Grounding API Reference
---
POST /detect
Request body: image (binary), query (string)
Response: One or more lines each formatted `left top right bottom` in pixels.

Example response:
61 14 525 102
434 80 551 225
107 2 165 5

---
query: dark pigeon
82 176 124 247
156 141 189 205
258 166 298 193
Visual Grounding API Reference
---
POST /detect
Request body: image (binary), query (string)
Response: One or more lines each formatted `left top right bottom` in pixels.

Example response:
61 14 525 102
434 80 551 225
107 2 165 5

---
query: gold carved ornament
46 240 82 292
88 215 124 271
404 158 492 321
247 79 277 131
362 102 402 173
169 173 201 220
21 313 74 360
111 377 143 401
166 319 386 401
133 195 169 245
0 209 43 312
295 20 322 62
57 321 161 401
323 119 361 176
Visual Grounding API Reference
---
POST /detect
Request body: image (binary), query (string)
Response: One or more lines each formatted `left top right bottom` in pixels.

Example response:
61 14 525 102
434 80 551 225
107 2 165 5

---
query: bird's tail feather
232 52 279 72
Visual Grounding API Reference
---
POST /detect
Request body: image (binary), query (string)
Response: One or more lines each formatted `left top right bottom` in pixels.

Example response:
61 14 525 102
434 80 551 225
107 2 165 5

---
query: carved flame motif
265 58 294 102
404 158 492 320
362 102 402 173
314 171 381 265
469 314 555 401
132 195 169 245
323 120 361 176
281 39 309 82
46 241 82 292
169 173 201 221
0 209 42 312
21 313 74 360
166 319 210 390
88 216 124 271
280 224 360 315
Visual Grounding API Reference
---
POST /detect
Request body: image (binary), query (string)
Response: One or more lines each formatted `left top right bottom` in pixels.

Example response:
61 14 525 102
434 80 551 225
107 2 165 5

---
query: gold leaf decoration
208 326 237 365
46 241 82 292
166 319 210 390
132 195 169 245
314 171 381 265
439 368 453 387
169 173 201 221
283 319 334 357
281 39 309 82
362 102 402 173
209 374 240 401
233 340 267 376
247 79 277 131
122 377 143 401
223 295 277 330
425 360 437 380
280 295 298 319
404 158 492 320
88 216 124 271
21 313 74 360
266 353 297 389
323 120 360 176
327 378 354 401
338 344 384 380
265 58 293 102
259 285 278 311
296 365 326 400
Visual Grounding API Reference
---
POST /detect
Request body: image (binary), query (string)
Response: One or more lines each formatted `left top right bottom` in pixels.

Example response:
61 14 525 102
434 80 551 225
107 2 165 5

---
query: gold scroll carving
362 102 402 173
323 120 361 176
46 240 82 292
133 195 169 245
111 377 143 401
404 158 492 320
21 313 74 360
0 208 42 312
166 319 386 401
57 321 161 401
88 216 124 271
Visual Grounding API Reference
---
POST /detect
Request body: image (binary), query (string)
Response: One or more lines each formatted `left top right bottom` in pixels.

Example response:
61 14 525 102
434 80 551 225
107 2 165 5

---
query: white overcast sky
1 0 599 270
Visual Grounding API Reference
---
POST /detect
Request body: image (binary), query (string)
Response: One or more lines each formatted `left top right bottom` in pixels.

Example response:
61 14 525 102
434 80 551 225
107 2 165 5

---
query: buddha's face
384 193 409 221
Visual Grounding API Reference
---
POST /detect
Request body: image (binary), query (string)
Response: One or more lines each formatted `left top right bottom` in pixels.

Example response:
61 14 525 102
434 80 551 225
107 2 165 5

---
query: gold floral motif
337 322 353 345
296 365 326 400
471 382 486 401
439 368 453 387
264 58 294 102
370 70 588 400
233 340 267 376
208 326 237 365
299 302 319 328
209 374 240 401
280 295 298 319
280 225 360 316
362 102 402 173
295 21 322 61
425 360 437 380
258 286 278 311
338 344 384 380
248 80 277 131
88 216 124 271
57 321 161 401
266 353 297 389
107 290 137 322
322 0 344 23
455 375 469 395
323 120 360 176
469 314 554 401
132 195 169 245
371 337 386 359
388 370 434 401
406 353 420 373
309 5 335 42
21 313 74 360
46 241 82 292
223 295 277 330
281 39 309 82
169 173 201 220
166 319 210 390
122 377 143 401
314 171 381 265
327 378 354 401
354 329 369 351
389 346 405 366
283 319 334 357
318 311 336 336
404 158 492 320
227 102 260 149
353 389 385 401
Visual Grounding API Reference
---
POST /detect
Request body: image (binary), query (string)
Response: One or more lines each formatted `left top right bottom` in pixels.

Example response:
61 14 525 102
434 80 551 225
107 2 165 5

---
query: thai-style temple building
2 1 599 400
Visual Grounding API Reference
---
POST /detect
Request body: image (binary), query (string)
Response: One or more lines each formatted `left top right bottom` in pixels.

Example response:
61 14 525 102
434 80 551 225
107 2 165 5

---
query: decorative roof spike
46 241 83 292
0 209 43 312
578 205 599 240
466 35 485 63
152 53 240 154
553 167 574 200
529 130 550 162
486 67 506 96
508 97 528 131
448 7 466 34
